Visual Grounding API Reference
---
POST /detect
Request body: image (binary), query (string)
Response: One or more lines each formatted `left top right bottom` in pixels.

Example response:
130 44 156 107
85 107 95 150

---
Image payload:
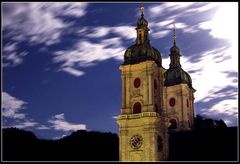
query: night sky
2 2 238 139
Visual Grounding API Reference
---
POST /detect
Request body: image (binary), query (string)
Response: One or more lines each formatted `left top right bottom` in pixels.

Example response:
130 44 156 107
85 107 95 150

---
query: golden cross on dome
172 23 176 44
140 4 144 16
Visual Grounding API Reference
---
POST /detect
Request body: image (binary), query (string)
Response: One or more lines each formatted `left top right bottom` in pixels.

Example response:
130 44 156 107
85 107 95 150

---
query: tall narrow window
157 135 163 152
154 79 157 89
155 104 158 113
139 33 142 43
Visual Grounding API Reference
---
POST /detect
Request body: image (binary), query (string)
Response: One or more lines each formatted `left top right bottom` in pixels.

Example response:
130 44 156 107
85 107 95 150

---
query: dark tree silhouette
194 115 228 129
215 119 227 128
2 122 237 161
2 128 119 161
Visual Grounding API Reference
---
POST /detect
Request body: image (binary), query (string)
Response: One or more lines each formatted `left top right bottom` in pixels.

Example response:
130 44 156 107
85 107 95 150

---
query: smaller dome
137 16 148 29
164 67 192 88
170 44 180 54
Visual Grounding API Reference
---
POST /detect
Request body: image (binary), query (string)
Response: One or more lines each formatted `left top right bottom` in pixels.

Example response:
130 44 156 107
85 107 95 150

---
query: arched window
169 119 177 129
133 102 141 114
139 33 142 43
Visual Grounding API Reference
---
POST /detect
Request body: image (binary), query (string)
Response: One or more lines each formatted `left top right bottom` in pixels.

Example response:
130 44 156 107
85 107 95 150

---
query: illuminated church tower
163 25 196 131
116 5 195 161
117 5 169 161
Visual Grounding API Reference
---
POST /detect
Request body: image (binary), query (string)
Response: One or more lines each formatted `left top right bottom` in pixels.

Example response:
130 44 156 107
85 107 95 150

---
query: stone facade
116 6 195 161
117 61 169 161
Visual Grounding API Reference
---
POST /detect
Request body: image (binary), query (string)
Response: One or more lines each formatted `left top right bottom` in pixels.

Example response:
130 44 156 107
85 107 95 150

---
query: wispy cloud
36 124 51 130
61 67 85 77
53 37 125 76
149 2 238 126
85 25 136 40
3 42 27 67
112 25 136 40
41 2 88 17
48 113 86 131
3 2 88 67
2 92 27 119
146 2 221 38
3 2 88 46
86 26 111 38
11 119 39 129
2 92 52 130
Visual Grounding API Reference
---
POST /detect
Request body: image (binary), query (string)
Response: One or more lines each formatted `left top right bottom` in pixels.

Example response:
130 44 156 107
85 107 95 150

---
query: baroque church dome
124 43 162 66
164 66 192 88
123 9 162 66
164 43 193 88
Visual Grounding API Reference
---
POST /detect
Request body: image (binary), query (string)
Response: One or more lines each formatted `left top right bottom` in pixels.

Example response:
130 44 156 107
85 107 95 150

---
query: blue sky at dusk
2 2 238 139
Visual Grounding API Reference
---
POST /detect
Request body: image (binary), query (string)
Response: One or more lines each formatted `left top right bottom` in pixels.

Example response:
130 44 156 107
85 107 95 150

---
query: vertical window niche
154 104 158 113
133 102 141 114
187 98 189 108
157 135 163 152
154 79 157 89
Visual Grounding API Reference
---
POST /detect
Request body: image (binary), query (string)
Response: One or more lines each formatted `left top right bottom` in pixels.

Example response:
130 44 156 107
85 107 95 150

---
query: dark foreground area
2 127 237 161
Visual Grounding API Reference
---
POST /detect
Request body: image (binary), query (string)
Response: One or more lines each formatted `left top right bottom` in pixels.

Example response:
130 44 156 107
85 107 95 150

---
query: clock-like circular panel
129 134 143 149
134 78 141 88
169 98 176 107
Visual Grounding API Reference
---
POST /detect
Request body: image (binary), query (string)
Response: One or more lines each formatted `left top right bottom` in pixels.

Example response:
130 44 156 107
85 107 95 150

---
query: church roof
122 5 162 66
164 66 193 88
123 42 162 66
164 43 194 89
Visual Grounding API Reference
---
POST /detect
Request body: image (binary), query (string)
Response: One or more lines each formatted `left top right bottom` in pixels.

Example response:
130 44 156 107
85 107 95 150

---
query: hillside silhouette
2 117 238 161
3 128 118 161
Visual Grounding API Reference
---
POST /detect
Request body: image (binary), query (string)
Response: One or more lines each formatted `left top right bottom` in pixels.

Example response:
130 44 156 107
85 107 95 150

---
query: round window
134 78 141 88
169 98 176 107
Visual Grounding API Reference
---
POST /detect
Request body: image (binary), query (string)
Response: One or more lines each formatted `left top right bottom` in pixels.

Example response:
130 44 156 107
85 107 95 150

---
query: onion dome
164 23 193 88
164 67 193 88
170 44 180 54
124 43 162 66
123 5 162 66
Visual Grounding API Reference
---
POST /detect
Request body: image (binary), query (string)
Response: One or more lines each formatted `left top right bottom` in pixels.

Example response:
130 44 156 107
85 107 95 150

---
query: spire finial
172 23 176 45
140 4 144 17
